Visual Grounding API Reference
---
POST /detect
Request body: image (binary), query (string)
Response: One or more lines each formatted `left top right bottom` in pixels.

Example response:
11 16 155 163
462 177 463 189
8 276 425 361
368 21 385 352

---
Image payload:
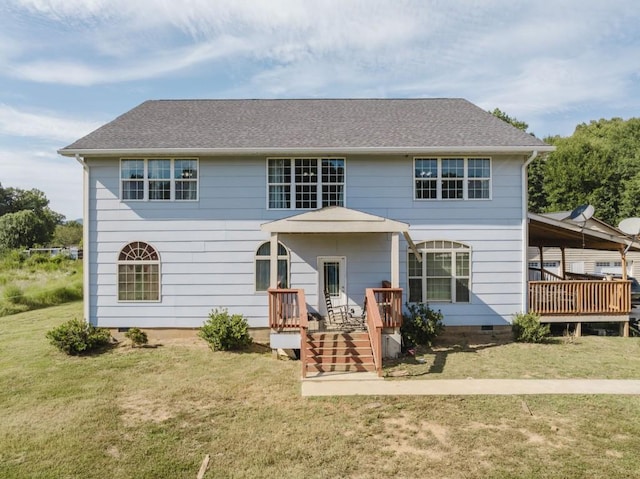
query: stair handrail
365 288 384 376
298 289 309 379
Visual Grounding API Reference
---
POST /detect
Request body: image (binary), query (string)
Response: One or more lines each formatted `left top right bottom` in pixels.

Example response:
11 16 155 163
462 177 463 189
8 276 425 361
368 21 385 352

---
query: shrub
401 302 444 348
199 308 252 351
46 318 112 355
3 284 28 305
124 327 148 347
512 312 550 343
31 282 83 307
0 249 25 269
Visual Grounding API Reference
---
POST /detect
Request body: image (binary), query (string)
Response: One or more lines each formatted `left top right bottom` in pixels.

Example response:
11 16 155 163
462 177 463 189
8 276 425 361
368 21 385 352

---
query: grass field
2 302 640 478
0 254 82 316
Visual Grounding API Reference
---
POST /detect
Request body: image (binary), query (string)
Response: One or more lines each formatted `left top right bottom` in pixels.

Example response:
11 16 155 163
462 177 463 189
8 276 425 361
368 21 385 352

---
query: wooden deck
529 279 631 336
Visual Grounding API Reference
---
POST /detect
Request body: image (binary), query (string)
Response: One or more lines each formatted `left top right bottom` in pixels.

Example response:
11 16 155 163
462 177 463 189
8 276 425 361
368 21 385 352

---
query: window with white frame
595 261 622 268
529 261 560 269
121 158 198 201
268 158 344 209
415 157 490 200
408 241 470 303
118 242 160 301
255 241 290 291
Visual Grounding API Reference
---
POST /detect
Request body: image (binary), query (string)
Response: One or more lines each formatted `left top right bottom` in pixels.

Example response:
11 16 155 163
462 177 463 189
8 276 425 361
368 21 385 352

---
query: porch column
391 232 399 287
620 248 628 280
270 232 279 289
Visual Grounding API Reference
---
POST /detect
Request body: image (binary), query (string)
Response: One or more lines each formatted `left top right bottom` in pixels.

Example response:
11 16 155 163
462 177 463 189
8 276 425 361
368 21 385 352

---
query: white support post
391 232 399 288
270 232 279 289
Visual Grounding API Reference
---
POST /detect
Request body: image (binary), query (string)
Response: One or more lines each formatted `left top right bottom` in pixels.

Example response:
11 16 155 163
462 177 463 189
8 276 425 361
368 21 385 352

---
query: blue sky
1 0 639 221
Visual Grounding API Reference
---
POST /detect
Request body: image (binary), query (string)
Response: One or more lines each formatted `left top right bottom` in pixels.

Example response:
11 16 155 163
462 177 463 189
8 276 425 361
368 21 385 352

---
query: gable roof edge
59 145 556 157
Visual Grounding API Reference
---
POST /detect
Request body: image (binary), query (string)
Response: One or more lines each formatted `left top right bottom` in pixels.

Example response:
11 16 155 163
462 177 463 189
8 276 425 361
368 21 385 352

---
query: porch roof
528 212 640 252
261 206 409 233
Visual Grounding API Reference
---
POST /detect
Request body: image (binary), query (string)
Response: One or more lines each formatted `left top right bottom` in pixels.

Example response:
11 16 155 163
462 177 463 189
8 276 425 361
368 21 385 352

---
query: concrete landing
301 378 640 397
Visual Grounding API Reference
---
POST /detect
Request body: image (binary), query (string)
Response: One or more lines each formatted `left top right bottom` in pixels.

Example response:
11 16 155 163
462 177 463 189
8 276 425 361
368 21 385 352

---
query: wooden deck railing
299 292 309 379
364 287 403 376
370 288 403 328
528 267 564 281
529 280 631 315
267 288 308 329
365 288 384 377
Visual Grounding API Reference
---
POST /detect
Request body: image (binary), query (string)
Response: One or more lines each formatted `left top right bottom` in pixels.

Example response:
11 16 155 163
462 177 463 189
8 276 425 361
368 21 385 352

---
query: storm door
318 256 347 314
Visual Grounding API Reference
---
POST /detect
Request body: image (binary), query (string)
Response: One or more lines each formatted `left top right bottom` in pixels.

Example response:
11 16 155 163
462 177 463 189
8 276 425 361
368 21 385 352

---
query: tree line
0 184 82 251
492 109 640 226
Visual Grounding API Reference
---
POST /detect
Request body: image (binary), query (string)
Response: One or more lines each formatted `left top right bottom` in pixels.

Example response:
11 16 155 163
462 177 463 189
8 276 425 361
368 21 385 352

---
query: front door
318 256 347 315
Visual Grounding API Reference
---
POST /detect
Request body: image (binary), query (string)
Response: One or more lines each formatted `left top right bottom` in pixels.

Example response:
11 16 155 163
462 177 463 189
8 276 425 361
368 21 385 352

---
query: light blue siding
86 154 526 329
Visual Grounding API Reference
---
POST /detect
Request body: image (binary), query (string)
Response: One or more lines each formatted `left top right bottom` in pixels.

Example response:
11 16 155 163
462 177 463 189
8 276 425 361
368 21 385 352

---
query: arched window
118 242 160 301
408 240 470 303
255 241 289 291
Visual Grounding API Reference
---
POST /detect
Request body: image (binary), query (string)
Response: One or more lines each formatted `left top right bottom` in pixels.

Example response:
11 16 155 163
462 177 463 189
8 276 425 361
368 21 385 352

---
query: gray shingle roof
60 99 551 152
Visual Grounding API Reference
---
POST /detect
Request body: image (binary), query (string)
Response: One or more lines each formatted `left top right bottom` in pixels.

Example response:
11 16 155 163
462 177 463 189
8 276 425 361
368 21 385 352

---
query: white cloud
0 104 102 142
2 2 639 119
11 35 252 86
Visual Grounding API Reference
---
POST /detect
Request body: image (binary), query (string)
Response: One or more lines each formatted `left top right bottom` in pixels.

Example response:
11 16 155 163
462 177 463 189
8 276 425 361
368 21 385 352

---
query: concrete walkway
301 373 640 397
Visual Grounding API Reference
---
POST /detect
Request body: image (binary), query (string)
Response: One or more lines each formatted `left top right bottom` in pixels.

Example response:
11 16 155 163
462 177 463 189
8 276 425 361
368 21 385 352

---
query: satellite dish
567 204 594 223
618 217 640 236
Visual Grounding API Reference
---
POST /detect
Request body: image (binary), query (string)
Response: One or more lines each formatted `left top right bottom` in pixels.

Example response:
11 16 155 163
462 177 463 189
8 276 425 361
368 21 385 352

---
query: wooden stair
304 331 375 374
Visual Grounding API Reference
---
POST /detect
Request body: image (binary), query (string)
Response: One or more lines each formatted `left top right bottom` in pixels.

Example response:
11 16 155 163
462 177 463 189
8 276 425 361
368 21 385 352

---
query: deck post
270 233 278 289
575 322 582 337
391 232 399 288
620 321 629 338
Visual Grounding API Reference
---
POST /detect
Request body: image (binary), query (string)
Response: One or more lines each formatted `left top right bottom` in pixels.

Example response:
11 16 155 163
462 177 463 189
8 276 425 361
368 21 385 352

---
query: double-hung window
408 241 471 303
121 158 198 201
268 158 345 209
414 157 490 200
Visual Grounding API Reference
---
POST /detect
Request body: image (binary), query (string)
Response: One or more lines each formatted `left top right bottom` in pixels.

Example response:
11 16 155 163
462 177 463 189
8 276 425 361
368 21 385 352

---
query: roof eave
58 145 556 157
528 212 640 251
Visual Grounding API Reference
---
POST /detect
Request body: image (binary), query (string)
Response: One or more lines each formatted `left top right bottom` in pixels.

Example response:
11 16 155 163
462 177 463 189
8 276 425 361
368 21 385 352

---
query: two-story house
59 99 554 370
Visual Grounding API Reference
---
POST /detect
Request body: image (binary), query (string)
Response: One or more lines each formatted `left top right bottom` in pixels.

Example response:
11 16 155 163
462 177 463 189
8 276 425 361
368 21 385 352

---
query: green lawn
384 336 640 379
2 302 640 478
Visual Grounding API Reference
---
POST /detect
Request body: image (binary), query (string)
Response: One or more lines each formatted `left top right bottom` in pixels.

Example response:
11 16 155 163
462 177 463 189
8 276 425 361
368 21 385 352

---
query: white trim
318 256 347 314
266 157 346 210
261 206 408 233
75 154 91 324
391 232 399 288
413 156 492 201
120 157 199 202
522 151 538 312
116 242 162 303
407 240 472 304
253 237 291 294
59 145 556 157
268 234 279 290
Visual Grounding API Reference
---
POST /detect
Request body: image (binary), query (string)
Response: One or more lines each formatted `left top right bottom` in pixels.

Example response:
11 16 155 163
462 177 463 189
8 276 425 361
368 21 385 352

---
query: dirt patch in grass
119 393 176 424
382 414 450 459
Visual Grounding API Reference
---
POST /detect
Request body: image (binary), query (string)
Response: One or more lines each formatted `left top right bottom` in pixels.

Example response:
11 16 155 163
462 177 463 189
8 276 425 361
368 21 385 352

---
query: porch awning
261 206 409 234
528 212 640 252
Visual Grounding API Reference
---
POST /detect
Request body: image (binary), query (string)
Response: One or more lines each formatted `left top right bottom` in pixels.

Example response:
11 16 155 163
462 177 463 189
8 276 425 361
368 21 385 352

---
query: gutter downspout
75 154 91 325
522 151 538 313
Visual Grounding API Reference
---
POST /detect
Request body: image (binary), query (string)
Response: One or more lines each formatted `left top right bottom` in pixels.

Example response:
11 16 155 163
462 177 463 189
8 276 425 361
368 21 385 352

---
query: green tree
491 108 529 132
543 118 640 225
0 184 64 248
52 221 83 247
0 210 48 249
